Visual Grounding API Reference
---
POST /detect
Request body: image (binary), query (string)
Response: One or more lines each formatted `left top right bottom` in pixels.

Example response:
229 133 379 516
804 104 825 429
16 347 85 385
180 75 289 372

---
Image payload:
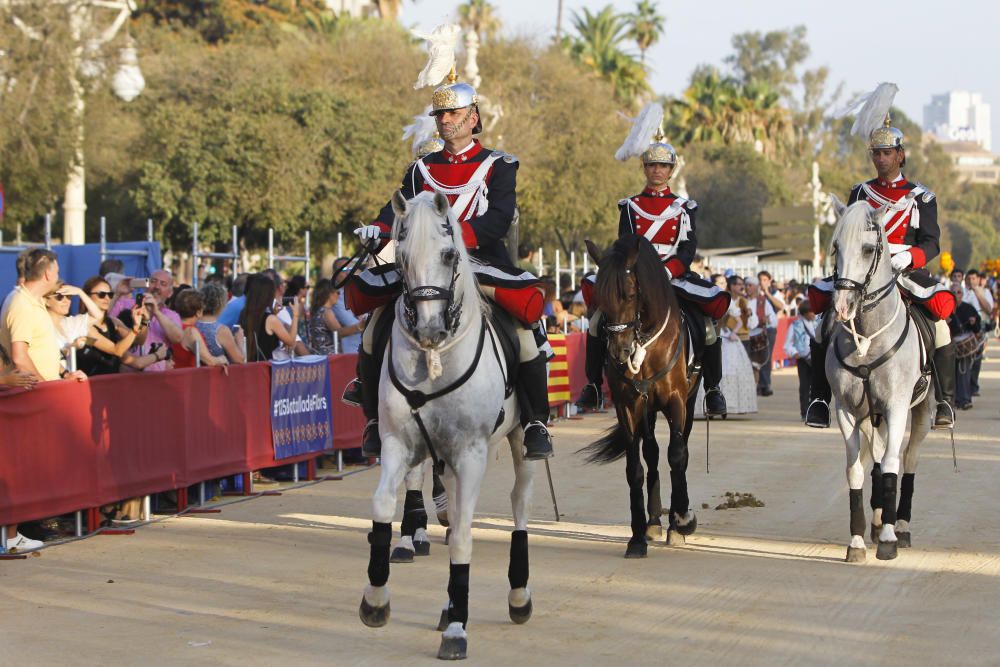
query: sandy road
3 360 1000 666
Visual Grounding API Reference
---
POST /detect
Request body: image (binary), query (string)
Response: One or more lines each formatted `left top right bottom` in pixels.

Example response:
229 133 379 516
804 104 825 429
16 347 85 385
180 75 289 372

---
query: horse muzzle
833 292 858 322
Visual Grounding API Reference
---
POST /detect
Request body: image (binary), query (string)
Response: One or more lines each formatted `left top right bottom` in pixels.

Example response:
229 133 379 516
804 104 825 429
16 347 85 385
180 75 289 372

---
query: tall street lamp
5 0 143 245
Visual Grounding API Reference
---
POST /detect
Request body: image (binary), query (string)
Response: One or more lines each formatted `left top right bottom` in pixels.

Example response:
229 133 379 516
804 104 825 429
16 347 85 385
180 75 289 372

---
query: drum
955 332 986 360
748 331 770 369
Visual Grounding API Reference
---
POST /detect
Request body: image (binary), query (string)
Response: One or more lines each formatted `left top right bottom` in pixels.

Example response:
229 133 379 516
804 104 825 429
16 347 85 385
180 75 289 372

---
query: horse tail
578 422 632 464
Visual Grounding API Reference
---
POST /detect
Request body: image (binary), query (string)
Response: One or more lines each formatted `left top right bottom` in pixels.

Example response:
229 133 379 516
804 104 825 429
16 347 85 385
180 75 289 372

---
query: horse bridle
603 269 658 348
832 222 898 314
398 219 464 337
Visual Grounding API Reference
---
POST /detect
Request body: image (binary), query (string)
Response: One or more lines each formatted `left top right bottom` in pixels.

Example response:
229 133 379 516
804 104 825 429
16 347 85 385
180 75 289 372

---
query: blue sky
402 0 998 153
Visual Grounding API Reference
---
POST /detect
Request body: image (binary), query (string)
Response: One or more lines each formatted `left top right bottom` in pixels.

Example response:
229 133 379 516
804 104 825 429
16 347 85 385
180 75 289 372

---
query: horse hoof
672 513 697 537
896 532 911 548
870 524 882 545
437 609 450 632
509 598 533 625
624 539 648 559
359 596 390 628
390 547 415 563
666 529 686 546
414 540 431 557
645 522 663 542
876 541 898 561
437 635 468 660
845 546 866 563
437 512 450 528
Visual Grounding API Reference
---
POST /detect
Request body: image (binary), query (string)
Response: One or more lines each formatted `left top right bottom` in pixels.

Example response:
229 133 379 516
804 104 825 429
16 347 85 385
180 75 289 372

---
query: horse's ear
391 190 408 218
585 239 602 265
432 191 450 218
868 204 888 225
829 193 847 219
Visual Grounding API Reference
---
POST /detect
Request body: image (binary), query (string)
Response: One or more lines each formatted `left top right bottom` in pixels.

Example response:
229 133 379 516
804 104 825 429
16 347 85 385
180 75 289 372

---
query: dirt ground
3 358 1000 667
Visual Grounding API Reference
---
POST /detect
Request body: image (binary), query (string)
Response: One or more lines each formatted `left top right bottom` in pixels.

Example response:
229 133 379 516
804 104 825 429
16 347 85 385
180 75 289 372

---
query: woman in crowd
196 283 245 364
75 276 165 375
240 274 302 362
696 274 758 416
307 278 361 355
44 282 101 360
170 289 229 368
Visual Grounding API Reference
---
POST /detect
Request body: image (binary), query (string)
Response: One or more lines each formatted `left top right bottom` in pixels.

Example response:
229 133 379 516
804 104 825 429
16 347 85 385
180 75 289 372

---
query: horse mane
830 201 884 256
595 234 674 326
392 191 487 317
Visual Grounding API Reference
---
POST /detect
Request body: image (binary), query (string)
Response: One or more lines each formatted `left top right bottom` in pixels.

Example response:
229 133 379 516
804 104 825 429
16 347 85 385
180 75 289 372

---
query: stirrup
361 419 381 457
522 420 554 460
805 399 831 429
932 401 955 430
703 387 727 417
574 383 602 411
342 378 362 407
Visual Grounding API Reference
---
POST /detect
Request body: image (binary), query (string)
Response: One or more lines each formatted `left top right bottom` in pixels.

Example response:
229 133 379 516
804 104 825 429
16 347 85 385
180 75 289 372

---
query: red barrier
0 356 364 526
772 316 793 366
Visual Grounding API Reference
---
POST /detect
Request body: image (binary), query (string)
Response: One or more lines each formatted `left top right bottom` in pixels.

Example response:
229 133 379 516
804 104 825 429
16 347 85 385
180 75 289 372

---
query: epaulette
852 182 865 192
490 150 518 164
618 198 631 207
914 184 936 203
684 199 698 210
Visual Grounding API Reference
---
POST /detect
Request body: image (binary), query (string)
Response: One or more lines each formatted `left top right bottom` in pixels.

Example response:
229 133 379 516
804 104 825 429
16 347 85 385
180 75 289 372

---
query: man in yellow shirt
1 248 64 381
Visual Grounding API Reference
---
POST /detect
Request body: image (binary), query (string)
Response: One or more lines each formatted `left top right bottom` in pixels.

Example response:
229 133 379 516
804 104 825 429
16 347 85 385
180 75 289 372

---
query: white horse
828 197 932 563
359 190 536 660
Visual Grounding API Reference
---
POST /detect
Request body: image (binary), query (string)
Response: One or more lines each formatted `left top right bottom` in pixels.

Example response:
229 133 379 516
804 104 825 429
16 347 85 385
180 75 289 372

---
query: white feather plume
836 82 899 140
412 24 462 89
615 103 664 161
402 106 439 154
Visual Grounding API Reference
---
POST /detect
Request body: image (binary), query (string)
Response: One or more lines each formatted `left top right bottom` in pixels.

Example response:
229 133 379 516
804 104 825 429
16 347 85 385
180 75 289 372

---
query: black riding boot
702 338 727 417
357 350 382 457
517 353 554 460
933 342 956 429
805 338 832 428
574 333 605 411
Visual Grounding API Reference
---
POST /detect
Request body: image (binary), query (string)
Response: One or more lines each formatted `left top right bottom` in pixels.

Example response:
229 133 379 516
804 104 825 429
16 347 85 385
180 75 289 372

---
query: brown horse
581 234 699 558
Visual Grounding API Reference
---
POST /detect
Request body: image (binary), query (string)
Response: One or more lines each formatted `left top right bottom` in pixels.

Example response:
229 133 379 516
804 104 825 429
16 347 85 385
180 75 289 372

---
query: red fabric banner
0 356 365 526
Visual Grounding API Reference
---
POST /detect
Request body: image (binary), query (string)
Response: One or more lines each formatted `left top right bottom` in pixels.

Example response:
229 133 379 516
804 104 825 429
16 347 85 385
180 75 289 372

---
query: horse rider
576 104 730 416
342 66 555 462
805 99 956 429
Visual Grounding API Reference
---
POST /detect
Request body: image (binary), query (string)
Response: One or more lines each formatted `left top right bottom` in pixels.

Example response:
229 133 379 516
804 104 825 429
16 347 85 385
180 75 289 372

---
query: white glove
354 225 382 242
890 250 913 272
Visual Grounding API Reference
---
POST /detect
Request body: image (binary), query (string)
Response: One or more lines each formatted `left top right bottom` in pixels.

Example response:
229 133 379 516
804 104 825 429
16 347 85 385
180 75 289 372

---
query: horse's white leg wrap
508 587 531 607
849 535 866 549
879 523 898 543
364 583 391 607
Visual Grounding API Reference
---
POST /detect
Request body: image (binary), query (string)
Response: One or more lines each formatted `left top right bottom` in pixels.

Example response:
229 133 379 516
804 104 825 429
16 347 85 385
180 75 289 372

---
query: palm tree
373 0 402 20
625 0 664 65
565 5 650 103
458 0 502 42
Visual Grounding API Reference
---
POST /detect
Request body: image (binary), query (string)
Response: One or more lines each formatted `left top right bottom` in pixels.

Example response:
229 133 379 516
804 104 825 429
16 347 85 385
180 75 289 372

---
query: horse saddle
486 301 520 397
679 308 705 396
908 305 934 404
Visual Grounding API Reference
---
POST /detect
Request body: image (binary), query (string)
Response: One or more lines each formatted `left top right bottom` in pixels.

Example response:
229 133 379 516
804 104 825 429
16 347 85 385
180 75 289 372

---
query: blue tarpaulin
0 241 161 292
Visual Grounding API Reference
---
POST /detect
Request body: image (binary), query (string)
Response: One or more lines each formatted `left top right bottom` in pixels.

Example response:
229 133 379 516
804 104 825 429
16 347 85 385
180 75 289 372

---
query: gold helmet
429 68 482 134
640 129 678 166
869 112 905 150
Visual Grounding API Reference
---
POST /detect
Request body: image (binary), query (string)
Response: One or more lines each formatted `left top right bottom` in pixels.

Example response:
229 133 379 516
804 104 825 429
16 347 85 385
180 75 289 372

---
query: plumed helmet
641 130 678 165
429 69 482 134
869 113 905 150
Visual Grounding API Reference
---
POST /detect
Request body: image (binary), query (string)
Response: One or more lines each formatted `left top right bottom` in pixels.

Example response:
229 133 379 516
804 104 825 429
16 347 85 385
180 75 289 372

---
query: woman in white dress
695 274 757 416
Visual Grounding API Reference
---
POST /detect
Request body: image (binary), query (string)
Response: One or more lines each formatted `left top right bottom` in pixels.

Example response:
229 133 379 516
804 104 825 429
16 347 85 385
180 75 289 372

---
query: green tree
625 0 665 65
564 5 649 104
725 25 810 99
458 0 502 42
133 0 329 43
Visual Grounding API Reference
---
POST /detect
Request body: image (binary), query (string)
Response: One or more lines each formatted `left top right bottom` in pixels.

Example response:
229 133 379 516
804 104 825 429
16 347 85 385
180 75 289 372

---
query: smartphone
136 293 145 307
130 278 150 289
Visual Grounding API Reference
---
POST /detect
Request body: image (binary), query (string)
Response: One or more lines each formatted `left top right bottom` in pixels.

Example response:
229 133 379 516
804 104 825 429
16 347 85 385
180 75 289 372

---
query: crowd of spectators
0 251 369 552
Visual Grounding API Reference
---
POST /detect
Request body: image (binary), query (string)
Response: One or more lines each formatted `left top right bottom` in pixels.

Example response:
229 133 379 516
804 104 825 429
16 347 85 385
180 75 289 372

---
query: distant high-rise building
923 91 992 152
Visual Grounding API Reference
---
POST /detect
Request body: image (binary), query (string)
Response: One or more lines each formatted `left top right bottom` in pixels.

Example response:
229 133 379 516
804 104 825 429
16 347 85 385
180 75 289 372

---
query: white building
923 91 992 152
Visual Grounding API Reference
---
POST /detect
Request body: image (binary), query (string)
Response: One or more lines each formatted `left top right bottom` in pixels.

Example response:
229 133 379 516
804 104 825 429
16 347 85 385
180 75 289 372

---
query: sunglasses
47 293 72 301
89 291 113 298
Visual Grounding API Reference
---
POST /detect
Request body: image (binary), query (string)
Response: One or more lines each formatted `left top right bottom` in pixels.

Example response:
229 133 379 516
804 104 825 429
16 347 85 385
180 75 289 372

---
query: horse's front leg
838 405 867 563
360 434 411 628
437 446 489 660
392 459 431 563
875 404 910 561
641 411 664 541
897 398 931 549
665 391 696 545
507 425 535 625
